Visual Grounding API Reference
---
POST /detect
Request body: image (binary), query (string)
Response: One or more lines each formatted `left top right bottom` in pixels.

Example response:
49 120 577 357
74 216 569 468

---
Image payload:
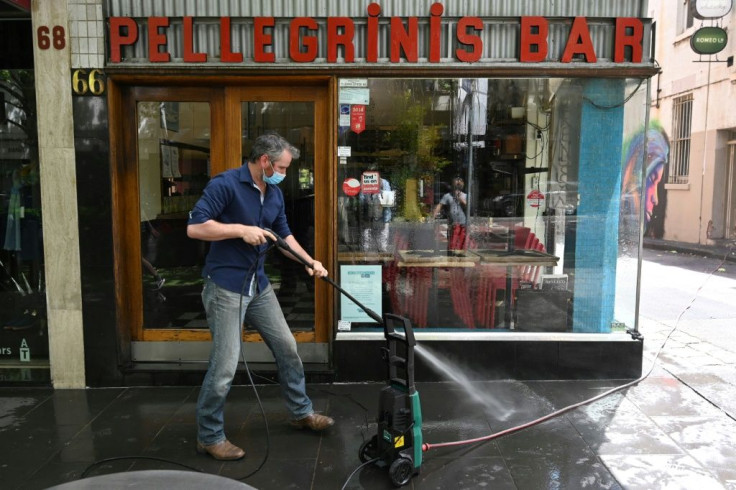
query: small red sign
342 177 361 197
527 189 545 208
350 104 366 134
361 171 380 194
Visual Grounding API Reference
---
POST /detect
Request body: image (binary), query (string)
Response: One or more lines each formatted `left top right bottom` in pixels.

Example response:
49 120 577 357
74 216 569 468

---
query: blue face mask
263 161 286 185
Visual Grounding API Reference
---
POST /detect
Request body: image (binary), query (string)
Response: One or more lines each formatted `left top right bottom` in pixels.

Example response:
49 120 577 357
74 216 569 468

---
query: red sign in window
350 104 366 134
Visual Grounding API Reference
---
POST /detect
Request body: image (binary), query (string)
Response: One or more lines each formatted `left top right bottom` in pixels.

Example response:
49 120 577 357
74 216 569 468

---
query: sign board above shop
690 26 728 55
106 3 654 69
693 0 733 19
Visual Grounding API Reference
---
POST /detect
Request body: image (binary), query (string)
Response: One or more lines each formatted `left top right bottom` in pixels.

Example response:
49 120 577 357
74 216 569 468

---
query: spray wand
263 229 383 324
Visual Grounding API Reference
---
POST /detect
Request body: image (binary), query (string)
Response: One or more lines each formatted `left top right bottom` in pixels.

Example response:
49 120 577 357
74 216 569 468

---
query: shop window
335 77 648 335
0 70 48 372
137 101 211 329
670 94 693 185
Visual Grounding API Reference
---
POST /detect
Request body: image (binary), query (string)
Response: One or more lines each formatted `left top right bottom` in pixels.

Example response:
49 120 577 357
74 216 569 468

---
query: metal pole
697 57 712 244
466 81 474 222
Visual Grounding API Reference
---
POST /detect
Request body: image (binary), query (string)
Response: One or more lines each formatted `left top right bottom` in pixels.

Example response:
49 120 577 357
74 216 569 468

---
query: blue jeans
196 278 313 445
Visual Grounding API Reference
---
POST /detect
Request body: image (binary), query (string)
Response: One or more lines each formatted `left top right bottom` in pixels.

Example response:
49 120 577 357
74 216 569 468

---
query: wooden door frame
224 85 333 343
108 77 335 351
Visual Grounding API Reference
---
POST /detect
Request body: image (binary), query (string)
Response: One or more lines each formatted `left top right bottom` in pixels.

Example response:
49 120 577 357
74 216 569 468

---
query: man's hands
240 226 276 246
307 260 328 278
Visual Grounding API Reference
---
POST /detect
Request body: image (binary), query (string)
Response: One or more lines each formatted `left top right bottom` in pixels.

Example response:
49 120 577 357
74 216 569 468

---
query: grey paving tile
505 454 622 490
652 415 736 485
416 456 516 489
600 454 725 490
625 377 723 417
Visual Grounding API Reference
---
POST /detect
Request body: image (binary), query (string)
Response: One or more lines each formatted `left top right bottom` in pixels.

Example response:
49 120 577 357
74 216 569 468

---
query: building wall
648 0 736 244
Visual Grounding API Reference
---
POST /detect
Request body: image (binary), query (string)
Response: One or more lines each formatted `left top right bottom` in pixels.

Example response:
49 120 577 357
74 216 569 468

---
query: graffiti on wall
621 122 670 238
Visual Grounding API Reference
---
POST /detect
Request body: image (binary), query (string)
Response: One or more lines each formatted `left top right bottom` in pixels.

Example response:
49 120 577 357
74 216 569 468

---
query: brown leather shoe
290 413 335 431
196 439 245 460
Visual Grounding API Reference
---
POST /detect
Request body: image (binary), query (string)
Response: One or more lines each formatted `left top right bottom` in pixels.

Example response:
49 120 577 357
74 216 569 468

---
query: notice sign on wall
339 265 382 323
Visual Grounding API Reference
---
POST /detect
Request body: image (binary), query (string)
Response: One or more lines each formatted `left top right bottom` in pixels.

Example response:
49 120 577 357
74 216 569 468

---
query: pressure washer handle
263 229 384 324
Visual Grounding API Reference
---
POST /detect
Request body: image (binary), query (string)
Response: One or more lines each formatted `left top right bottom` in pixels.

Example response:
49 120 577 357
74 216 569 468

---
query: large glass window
0 70 48 374
137 101 211 329
336 77 649 334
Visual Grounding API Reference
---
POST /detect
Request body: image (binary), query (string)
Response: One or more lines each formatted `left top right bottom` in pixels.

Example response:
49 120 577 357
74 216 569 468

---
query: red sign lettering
327 18 355 63
614 17 643 63
428 3 444 62
183 17 207 62
148 17 170 62
561 17 597 63
104 10 646 67
520 16 548 62
254 17 275 63
366 3 381 62
109 17 138 62
290 17 318 62
390 16 418 62
220 17 243 63
456 17 483 63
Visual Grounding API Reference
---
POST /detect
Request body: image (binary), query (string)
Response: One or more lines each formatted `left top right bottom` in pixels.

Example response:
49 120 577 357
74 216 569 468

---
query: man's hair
248 133 300 163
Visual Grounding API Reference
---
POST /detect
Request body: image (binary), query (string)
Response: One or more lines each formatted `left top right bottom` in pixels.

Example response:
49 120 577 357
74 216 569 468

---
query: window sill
674 28 696 46
665 182 690 190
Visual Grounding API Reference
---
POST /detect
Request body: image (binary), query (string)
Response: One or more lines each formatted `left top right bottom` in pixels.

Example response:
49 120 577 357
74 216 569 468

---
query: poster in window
339 265 382 323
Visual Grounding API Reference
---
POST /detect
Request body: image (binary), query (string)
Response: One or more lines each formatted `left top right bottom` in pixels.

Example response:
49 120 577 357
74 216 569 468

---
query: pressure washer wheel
389 457 414 487
358 435 378 463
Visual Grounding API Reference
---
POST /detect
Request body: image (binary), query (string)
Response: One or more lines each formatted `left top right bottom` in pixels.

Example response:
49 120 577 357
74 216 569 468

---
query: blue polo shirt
188 165 292 294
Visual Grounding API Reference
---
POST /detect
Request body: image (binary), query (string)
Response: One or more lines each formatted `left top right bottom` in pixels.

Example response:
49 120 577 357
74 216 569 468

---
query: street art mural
621 122 670 238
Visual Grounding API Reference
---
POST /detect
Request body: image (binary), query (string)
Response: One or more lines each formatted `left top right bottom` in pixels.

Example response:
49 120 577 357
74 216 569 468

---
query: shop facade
1 0 657 388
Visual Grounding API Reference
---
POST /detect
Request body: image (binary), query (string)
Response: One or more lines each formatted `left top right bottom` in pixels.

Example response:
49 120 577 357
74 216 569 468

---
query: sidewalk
2 332 735 490
644 237 736 263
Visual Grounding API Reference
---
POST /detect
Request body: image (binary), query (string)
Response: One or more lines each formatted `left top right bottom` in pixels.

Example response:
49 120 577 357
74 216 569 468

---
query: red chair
447 226 476 328
383 232 408 315
513 226 533 249
474 231 545 329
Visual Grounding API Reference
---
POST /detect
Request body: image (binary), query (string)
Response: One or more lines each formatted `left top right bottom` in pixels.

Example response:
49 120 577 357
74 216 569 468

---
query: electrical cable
79 243 276 482
339 457 381 490
582 78 645 110
422 249 731 453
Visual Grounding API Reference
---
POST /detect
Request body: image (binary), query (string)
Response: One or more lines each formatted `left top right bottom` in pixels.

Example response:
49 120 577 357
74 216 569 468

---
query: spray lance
262 229 382 324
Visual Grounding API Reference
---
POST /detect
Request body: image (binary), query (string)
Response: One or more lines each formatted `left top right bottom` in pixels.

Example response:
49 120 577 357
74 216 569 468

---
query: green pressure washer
359 313 422 487
262 230 423 487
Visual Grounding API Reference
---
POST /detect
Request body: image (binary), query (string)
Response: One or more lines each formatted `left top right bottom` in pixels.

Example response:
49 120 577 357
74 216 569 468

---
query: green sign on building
690 26 728 55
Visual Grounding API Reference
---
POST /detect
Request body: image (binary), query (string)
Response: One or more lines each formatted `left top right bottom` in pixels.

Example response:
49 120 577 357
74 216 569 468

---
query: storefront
3 1 657 387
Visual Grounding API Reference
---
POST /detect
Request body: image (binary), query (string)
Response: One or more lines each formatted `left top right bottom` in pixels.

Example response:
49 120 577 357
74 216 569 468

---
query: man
361 173 393 252
433 177 467 246
187 133 334 461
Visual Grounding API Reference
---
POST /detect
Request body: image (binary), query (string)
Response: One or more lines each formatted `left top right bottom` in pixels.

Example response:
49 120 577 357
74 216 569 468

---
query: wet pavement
2 329 735 490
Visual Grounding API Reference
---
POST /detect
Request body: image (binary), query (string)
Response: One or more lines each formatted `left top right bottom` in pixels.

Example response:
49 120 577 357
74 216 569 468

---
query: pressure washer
264 230 423 487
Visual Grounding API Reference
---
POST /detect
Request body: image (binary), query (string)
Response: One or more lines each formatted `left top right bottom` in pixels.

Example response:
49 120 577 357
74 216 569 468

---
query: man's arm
187 220 275 246
281 234 328 277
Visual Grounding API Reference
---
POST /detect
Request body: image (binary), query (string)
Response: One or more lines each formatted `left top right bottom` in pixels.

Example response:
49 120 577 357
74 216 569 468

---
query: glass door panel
241 101 316 332
136 101 211 329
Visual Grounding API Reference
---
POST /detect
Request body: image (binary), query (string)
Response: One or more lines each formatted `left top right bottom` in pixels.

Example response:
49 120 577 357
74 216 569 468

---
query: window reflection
0 69 48 369
137 101 211 329
337 78 646 334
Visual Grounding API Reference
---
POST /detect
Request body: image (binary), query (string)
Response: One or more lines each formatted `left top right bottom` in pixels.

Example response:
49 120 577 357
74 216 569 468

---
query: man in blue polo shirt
187 133 334 461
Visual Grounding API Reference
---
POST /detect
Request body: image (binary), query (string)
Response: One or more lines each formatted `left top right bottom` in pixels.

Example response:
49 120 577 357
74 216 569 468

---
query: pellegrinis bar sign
107 3 647 66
